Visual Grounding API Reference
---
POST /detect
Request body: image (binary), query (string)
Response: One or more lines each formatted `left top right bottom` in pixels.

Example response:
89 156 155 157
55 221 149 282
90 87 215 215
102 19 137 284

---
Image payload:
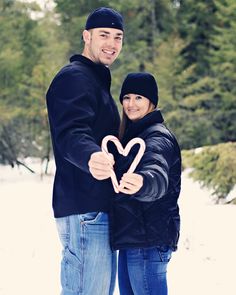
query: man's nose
107 37 116 48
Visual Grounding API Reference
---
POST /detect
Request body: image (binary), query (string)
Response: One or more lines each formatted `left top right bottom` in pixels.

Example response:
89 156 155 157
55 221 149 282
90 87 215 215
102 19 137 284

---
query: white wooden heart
101 135 146 193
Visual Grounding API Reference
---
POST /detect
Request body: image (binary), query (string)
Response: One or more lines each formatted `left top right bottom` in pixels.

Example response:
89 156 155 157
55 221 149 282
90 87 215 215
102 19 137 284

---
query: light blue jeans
56 212 117 295
118 247 172 295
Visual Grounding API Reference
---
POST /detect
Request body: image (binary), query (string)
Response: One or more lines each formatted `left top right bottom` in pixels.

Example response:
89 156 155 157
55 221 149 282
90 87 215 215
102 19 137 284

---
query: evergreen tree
0 0 39 165
27 10 69 171
210 0 236 142
0 1 68 169
168 0 236 148
1 0 235 167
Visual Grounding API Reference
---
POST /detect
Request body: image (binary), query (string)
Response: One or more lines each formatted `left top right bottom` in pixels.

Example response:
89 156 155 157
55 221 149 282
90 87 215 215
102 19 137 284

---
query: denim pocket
80 211 102 224
145 248 172 275
158 248 172 263
61 247 82 292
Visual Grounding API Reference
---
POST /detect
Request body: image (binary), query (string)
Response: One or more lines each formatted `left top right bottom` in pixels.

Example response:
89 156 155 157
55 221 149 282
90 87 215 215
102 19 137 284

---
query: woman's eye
123 96 130 100
136 96 142 100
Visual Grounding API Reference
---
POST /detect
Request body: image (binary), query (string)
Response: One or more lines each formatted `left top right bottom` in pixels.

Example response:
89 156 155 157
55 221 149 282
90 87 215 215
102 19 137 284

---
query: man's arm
46 70 102 174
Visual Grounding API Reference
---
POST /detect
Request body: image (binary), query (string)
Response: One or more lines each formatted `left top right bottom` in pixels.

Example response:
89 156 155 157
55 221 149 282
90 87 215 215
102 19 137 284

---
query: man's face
83 28 123 66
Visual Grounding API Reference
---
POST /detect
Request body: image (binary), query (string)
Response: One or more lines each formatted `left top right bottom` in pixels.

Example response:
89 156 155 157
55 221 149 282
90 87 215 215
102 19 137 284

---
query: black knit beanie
119 72 158 107
85 7 124 31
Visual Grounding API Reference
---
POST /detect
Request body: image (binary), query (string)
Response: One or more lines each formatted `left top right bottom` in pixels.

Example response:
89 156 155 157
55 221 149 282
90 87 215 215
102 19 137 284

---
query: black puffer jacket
110 110 181 251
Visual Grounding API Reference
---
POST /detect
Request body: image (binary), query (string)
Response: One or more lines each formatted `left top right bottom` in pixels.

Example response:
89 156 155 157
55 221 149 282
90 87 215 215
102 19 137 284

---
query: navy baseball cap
85 7 124 31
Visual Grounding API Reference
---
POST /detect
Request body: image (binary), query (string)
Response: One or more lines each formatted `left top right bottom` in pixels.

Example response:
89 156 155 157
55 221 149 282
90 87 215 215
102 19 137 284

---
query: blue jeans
56 212 116 295
118 247 172 295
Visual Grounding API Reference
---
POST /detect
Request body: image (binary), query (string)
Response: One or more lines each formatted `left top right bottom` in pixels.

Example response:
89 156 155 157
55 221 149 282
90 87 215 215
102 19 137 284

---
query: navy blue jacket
46 55 120 217
110 110 181 250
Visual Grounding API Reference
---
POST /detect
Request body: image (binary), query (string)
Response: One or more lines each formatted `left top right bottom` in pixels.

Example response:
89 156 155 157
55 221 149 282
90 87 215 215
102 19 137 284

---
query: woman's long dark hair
119 109 129 141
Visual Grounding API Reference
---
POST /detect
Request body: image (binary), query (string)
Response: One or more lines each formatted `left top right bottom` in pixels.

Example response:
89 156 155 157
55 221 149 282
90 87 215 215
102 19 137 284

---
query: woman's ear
149 102 155 112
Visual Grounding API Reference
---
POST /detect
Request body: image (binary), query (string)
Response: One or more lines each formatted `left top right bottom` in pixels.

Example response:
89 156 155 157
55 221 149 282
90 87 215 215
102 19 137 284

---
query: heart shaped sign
101 135 146 193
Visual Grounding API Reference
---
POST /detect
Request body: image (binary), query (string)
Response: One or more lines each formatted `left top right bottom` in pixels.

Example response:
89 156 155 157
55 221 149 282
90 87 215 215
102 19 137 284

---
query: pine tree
169 0 236 148
210 0 236 142
0 1 68 169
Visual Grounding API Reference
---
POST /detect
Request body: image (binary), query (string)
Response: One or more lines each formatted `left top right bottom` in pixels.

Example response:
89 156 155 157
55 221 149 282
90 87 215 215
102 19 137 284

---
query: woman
110 72 181 295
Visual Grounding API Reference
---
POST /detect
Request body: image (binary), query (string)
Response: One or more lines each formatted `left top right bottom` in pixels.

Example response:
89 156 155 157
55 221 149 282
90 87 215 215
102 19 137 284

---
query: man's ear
82 30 91 44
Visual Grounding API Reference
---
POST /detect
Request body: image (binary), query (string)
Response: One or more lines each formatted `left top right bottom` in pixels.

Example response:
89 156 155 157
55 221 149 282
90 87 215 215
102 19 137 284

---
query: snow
0 162 236 295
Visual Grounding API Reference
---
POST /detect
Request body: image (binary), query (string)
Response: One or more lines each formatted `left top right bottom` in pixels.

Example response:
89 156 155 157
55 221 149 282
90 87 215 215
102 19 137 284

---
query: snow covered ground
0 162 235 295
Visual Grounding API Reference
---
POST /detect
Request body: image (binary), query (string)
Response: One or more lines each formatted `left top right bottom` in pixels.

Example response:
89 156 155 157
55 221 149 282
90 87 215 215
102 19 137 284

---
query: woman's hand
118 173 143 195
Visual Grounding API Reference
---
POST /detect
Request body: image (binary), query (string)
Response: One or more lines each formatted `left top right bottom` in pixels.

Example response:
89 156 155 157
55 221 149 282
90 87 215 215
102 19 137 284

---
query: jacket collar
123 109 164 144
70 54 111 90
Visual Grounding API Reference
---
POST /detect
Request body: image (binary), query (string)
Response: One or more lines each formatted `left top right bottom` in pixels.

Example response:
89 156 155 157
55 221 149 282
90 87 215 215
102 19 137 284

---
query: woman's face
122 94 154 121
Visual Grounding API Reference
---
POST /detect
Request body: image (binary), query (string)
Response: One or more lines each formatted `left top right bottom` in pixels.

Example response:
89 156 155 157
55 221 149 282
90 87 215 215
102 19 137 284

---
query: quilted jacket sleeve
133 134 176 202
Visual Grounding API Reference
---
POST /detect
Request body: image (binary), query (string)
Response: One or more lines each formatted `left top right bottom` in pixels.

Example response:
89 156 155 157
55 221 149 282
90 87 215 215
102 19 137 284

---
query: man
46 7 124 295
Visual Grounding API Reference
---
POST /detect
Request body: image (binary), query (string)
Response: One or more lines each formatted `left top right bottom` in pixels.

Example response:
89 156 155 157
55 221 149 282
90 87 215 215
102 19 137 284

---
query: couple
46 7 181 295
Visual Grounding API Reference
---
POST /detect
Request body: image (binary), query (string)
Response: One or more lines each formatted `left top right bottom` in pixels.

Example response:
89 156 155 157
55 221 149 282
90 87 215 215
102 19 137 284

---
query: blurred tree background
0 0 235 201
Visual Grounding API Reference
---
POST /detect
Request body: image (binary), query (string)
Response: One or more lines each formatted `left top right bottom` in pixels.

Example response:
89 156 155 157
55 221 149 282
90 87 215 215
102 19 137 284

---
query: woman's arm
119 134 176 201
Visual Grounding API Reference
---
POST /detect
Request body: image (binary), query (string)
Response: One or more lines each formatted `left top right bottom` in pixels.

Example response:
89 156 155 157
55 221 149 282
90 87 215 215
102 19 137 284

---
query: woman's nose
128 98 135 107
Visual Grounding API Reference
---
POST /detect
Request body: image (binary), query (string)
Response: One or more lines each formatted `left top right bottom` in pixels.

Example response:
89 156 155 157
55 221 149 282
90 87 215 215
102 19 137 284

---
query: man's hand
88 151 114 180
118 173 143 195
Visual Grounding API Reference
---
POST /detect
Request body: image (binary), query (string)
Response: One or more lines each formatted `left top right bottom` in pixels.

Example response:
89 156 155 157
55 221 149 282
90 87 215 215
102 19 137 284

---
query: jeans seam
66 216 70 246
64 217 71 290
143 250 150 295
80 221 86 294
